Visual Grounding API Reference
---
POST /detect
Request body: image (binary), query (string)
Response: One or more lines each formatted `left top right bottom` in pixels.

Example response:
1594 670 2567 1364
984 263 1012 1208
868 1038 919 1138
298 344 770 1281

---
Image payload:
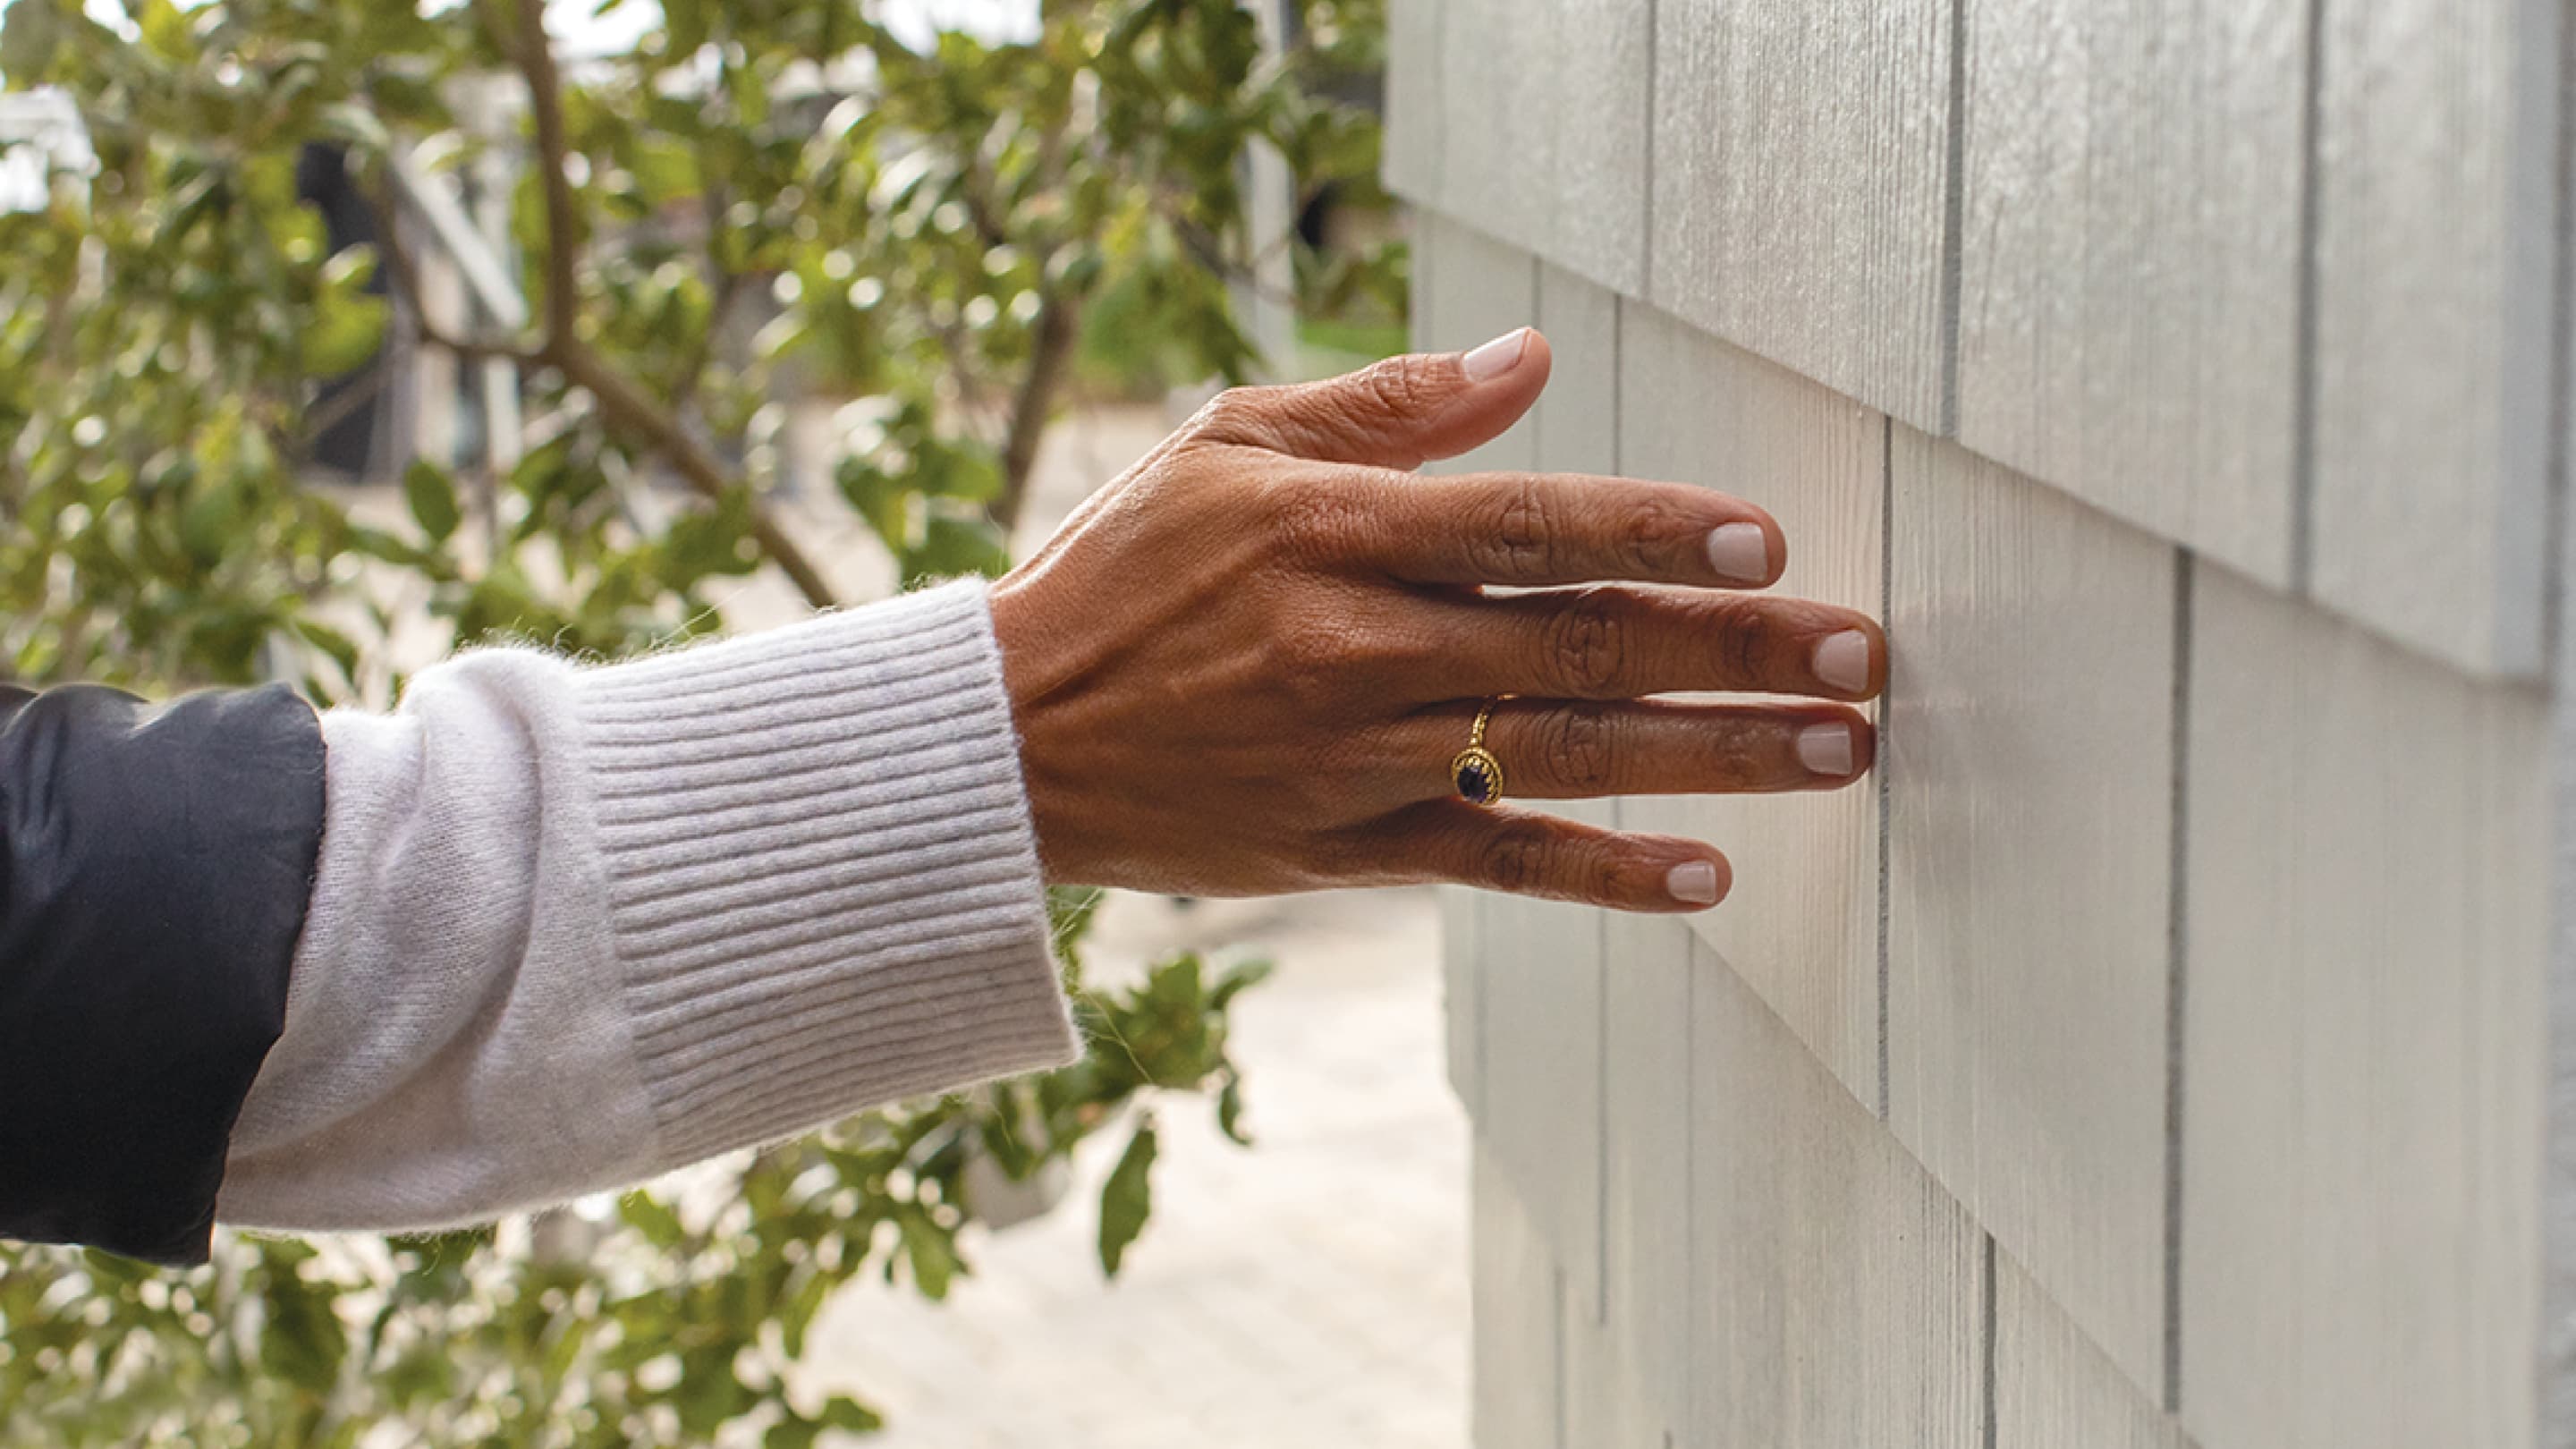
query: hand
987 328 1885 912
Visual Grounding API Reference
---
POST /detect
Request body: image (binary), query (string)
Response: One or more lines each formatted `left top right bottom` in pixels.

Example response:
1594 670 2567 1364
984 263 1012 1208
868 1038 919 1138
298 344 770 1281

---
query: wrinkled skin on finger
987 330 1886 912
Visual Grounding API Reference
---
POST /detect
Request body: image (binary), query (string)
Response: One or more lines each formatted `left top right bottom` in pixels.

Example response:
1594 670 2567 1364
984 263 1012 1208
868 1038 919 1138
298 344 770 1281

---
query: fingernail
1462 328 1530 383
1666 860 1722 906
1796 723 1855 776
1707 522 1769 583
1814 630 1872 694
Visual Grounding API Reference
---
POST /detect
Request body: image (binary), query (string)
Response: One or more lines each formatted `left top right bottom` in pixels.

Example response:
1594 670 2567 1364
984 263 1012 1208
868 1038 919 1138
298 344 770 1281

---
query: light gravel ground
800 887 1468 1449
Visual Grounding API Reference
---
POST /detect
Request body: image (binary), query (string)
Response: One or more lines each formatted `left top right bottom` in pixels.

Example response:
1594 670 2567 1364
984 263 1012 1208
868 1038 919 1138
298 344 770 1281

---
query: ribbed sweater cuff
572 580 1079 1165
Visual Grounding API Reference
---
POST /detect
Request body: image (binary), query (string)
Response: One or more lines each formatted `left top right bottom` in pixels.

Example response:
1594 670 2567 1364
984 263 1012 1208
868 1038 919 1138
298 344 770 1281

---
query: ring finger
1401 698 1875 803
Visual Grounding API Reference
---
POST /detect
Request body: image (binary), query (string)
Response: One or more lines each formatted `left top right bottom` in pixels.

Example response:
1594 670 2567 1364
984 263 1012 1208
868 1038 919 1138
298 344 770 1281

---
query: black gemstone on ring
1455 758 1497 805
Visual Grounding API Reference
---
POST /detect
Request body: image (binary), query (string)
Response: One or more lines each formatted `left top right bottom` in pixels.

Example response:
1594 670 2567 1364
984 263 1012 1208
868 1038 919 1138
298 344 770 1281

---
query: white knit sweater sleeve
216 580 1080 1233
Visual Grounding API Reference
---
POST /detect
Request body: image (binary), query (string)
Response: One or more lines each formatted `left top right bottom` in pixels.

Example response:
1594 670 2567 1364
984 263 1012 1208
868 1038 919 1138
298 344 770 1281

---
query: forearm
219 580 1077 1237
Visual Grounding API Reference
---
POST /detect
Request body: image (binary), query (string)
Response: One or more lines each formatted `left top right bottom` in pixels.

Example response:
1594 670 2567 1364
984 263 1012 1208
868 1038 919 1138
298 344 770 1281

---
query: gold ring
1451 698 1506 806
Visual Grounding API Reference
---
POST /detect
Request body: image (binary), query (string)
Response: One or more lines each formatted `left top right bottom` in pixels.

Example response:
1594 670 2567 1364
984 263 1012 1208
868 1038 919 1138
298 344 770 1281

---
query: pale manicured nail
1707 522 1770 583
1666 860 1722 906
1796 723 1855 776
1813 630 1872 694
1462 328 1530 383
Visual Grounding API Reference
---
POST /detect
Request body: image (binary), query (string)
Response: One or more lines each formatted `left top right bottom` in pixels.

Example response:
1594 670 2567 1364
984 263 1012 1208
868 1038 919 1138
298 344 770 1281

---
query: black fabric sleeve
0 683 325 1266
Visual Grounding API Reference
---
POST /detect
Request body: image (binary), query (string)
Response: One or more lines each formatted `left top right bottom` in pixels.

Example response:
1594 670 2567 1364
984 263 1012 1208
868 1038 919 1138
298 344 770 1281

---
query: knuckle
1189 385 1284 444
1470 479 1559 580
1710 597 1775 683
1352 356 1436 422
1540 589 1631 695
1537 704 1618 792
1267 476 1369 561
1474 823 1555 894
1624 495 1703 575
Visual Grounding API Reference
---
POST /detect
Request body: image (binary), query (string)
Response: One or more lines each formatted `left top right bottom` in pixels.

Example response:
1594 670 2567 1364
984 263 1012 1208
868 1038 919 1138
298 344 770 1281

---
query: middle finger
1416 585 1886 702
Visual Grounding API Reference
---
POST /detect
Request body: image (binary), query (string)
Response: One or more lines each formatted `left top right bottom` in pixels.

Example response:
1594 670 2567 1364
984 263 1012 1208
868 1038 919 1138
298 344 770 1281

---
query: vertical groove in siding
1938 0 1967 438
1981 1234 2000 1449
1550 1265 1569 1449
1591 294 1626 1332
2161 552 2197 1416
2287 0 2326 594
1640 0 1660 304
1877 413 1897 1123
2544 0 2576 682
2542 7 2576 1435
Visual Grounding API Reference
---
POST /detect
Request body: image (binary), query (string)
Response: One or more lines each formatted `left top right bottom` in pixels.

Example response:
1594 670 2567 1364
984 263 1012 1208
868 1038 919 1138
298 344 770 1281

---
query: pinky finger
1378 801 1732 913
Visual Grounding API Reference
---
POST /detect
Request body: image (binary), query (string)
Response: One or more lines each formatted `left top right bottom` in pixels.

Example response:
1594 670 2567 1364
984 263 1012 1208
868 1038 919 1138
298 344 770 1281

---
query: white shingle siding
1398 0 2572 1442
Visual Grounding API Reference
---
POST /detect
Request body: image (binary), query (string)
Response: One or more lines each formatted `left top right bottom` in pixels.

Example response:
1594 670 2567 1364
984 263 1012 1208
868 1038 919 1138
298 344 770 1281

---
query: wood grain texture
1536 262 1621 477
1381 0 1443 205
1885 430 2178 1399
1690 932 1986 1448
1616 299 1885 1106
1413 0 1650 295
1474 1140 1566 1449
1418 212 1541 473
2306 0 2559 677
1953 0 2304 589
1569 911 1698 1446
1532 0 1652 293
2180 564 2547 1449
1650 0 1951 431
1433 0 1549 255
1440 886 1482 1114
1476 879 1605 1324
1992 1246 2187 1449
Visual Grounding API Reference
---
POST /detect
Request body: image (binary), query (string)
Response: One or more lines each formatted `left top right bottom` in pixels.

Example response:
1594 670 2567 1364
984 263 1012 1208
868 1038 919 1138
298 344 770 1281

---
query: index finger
1349 470 1789 589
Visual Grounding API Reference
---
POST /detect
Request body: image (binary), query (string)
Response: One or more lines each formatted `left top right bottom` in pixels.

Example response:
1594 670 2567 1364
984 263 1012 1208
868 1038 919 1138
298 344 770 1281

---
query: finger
1185 330 1553 470
1403 699 1874 801
1349 470 1789 589
1373 801 1732 912
1422 585 1886 702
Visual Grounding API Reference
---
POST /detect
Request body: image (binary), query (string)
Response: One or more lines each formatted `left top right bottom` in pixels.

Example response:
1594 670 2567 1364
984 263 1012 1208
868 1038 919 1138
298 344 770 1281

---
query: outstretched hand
987 328 1885 912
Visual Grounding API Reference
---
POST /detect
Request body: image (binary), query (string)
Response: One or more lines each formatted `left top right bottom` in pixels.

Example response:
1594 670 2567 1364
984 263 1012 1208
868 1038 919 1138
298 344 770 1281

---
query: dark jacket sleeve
0 683 325 1266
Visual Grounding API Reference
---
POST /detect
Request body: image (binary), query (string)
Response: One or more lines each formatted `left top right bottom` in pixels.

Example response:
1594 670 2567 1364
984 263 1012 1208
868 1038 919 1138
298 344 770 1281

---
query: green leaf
1097 1117 1157 1276
896 1211 959 1301
618 1191 687 1249
765 1419 825 1449
1216 1073 1251 1147
137 0 193 63
403 459 461 543
631 138 700 207
301 292 387 377
0 0 63 85
820 1395 885 1433
901 510 1009 583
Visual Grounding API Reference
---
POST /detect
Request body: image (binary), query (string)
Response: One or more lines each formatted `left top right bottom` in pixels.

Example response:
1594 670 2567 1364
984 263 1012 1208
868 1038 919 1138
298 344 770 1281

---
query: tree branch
509 0 841 611
551 342 842 610
513 0 582 347
362 172 539 368
990 284 1080 536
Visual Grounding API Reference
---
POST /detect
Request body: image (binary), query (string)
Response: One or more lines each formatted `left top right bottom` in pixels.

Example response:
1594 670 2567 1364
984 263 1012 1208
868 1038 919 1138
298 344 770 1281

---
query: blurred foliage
0 902 1275 1446
0 0 1399 691
0 0 1394 1440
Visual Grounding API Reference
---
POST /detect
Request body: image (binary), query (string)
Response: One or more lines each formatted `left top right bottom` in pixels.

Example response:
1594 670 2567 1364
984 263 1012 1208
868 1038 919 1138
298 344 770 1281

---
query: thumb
1193 327 1552 470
